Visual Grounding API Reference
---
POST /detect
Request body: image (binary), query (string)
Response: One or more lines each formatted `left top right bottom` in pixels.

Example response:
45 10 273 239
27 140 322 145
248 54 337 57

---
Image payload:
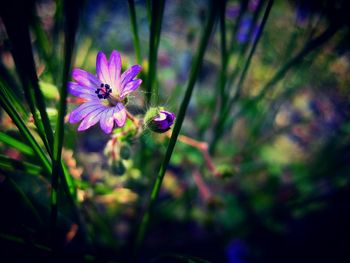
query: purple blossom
153 110 175 133
68 50 142 134
145 109 175 133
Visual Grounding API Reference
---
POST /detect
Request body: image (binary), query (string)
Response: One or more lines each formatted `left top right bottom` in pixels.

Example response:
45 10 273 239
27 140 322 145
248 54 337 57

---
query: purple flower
144 108 175 133
68 50 142 134
152 110 175 133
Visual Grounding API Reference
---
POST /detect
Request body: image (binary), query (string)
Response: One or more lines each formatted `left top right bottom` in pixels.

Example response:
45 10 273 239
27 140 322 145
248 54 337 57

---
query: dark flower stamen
95 83 112 99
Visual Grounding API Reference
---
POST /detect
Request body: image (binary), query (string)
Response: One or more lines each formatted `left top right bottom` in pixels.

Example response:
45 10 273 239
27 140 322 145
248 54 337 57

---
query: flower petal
113 103 126 127
108 50 122 91
154 111 167 121
72 68 99 89
69 102 104 123
96 51 111 85
121 79 142 98
77 107 105 131
120 65 141 89
100 107 115 134
68 82 98 100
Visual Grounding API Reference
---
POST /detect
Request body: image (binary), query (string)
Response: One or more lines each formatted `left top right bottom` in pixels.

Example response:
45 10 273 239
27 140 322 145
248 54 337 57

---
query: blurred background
1 0 350 262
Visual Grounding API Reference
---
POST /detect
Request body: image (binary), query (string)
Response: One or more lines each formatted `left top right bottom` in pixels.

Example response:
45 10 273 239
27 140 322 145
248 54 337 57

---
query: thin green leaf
210 0 274 153
146 0 165 105
0 154 42 175
128 0 142 64
0 80 51 175
50 0 82 245
0 132 34 156
0 1 54 154
0 62 27 117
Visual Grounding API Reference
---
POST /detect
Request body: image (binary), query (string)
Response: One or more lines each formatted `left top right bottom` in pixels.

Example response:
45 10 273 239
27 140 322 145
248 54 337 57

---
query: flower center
95 83 112 99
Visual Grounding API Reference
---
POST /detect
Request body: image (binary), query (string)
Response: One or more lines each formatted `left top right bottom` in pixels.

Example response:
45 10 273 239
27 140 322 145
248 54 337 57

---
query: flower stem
225 0 264 99
146 0 165 105
166 132 220 177
135 0 218 253
51 0 81 248
218 0 228 113
0 80 52 175
146 0 152 26
126 110 141 127
127 0 142 64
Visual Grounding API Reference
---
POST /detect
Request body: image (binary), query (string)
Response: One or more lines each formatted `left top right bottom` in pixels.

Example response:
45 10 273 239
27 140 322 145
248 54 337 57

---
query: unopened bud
144 107 176 133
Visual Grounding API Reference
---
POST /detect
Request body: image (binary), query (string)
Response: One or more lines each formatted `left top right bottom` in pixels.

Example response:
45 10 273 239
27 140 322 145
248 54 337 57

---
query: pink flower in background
68 50 142 134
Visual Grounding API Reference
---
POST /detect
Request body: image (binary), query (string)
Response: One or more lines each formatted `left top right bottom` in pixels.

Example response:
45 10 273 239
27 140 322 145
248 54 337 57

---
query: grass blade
128 0 142 64
218 0 228 108
50 0 82 245
0 80 51 175
0 62 27 117
225 0 265 98
146 0 165 105
210 0 274 153
0 132 34 156
0 155 42 175
255 25 339 101
0 0 54 155
227 0 249 57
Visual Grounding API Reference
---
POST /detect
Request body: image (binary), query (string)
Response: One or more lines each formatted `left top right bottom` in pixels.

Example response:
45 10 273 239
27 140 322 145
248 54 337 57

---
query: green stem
225 0 264 99
0 62 27 117
212 24 339 154
0 1 54 156
227 0 249 56
135 0 218 252
255 25 338 101
0 132 34 156
146 0 165 105
0 155 42 175
217 0 248 108
229 0 274 104
218 0 228 107
128 0 142 64
50 0 81 246
210 0 274 153
0 81 51 175
146 0 152 26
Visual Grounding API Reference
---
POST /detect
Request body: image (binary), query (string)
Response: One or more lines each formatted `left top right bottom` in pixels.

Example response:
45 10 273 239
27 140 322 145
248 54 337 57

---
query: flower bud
120 144 131 160
111 160 126 175
144 107 176 133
